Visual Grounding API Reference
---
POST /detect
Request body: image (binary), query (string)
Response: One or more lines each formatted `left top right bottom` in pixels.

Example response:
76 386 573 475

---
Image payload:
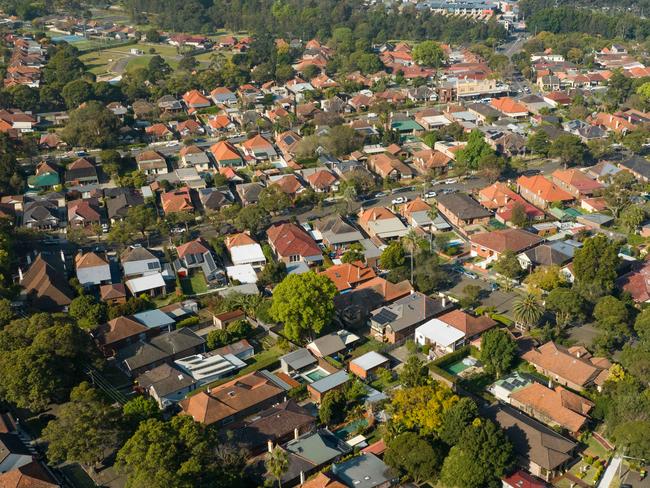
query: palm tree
513 291 544 330
265 445 289 488
402 229 420 283
342 182 357 214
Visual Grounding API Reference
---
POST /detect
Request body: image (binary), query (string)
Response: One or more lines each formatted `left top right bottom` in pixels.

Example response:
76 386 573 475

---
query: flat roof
309 370 349 393
351 351 389 371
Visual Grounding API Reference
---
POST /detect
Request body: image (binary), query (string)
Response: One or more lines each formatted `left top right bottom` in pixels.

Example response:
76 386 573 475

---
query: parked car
462 269 479 279
444 178 458 184
424 191 437 199
391 196 408 205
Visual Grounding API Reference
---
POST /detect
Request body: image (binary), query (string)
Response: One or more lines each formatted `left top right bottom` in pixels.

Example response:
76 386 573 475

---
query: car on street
444 178 458 184
391 196 408 205
424 191 437 199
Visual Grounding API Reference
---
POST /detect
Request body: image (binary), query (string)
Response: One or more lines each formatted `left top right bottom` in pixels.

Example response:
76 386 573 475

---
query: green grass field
80 42 182 75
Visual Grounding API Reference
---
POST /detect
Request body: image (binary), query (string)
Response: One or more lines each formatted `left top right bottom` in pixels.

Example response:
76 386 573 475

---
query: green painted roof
27 172 60 188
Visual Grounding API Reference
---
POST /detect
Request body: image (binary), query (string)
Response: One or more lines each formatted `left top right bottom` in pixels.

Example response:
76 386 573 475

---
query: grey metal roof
309 370 349 393
350 351 389 372
285 429 351 465
280 348 317 370
332 453 396 488
309 333 346 357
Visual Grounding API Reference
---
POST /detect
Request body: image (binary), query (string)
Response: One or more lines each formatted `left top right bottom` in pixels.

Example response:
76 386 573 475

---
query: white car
391 196 408 205
444 178 458 184
424 191 437 199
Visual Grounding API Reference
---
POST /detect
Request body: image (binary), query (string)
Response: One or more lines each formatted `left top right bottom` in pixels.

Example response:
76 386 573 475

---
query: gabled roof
75 251 108 269
438 309 497 337
306 170 337 190
225 233 258 249
242 134 274 151
93 316 149 347
0 461 59 488
20 254 73 309
470 229 542 254
121 245 157 262
551 169 602 193
209 140 242 163
491 97 528 114
176 238 210 258
436 193 492 220
479 182 521 209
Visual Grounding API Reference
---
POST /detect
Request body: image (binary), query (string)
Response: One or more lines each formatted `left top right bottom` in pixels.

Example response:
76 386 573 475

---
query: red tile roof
266 223 321 259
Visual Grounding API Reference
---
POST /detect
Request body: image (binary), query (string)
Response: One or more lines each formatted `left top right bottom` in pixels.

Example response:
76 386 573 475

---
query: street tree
492 250 523 280
545 287 584 327
42 382 122 467
412 41 446 67
385 432 444 484
549 134 590 167
62 101 121 148
572 234 620 302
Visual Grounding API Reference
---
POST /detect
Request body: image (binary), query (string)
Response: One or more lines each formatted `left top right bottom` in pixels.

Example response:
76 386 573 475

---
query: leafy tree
123 395 160 429
145 28 161 42
319 389 346 425
265 446 289 488
62 101 121 148
62 79 95 109
69 294 107 329
414 253 448 294
258 261 287 287
125 205 157 243
619 341 650 385
440 419 513 488
385 432 444 484
593 295 630 349
116 415 245 488
388 384 458 436
527 130 550 156
341 243 365 264
0 315 101 411
572 234 619 302
524 265 564 291
43 44 86 87
270 273 338 342
412 40 446 67
323 125 363 156
178 56 198 72
619 205 646 232
42 382 122 466
459 284 482 309
455 129 494 171
510 202 530 229
8 84 40 111
438 397 479 446
613 421 650 459
492 250 523 279
399 353 429 388
513 291 544 329
634 308 650 341
380 242 405 269
480 328 517 378
235 204 270 236
206 329 230 350
259 184 291 213
545 287 584 327
147 55 172 82
549 134 590 167
0 298 15 327
0 133 22 194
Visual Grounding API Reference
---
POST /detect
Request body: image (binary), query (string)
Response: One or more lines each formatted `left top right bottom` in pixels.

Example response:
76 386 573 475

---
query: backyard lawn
180 272 208 295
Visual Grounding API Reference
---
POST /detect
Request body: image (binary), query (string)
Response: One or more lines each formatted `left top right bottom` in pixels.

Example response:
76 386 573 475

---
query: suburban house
518 241 579 270
174 238 223 283
75 251 111 287
470 229 543 263
100 283 127 305
225 233 266 269
106 189 144 223
275 130 302 158
28 161 60 191
182 89 211 113
478 182 521 210
490 97 529 118
358 207 408 241
179 145 212 172
137 363 197 408
320 262 376 292
64 158 99 186
618 155 650 183
306 169 339 193
517 175 574 209
0 433 33 474
67 198 102 229
19 254 73 311
436 193 492 230
266 223 323 265
136 150 169 175
212 339 255 361
121 245 162 278
522 342 611 392
307 330 360 358
616 258 650 303
22 200 62 230
210 141 244 167
0 459 60 487
330 453 398 488
551 169 603 198
349 351 390 380
179 370 290 426
92 316 152 356
312 215 364 250
161 187 194 215
210 86 238 105
370 292 454 343
414 309 497 354
212 309 246 330
241 134 277 161
502 471 549 488
488 405 577 482
229 400 315 455
118 327 205 377
509 382 594 435
280 348 318 375
399 197 434 229
367 153 415 180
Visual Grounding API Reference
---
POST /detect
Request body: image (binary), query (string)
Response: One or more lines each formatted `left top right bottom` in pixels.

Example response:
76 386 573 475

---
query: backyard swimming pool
334 418 368 439
302 366 330 383
443 356 479 375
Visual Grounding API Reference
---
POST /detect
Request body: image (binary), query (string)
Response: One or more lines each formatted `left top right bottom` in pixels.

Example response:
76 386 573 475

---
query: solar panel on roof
374 309 397 325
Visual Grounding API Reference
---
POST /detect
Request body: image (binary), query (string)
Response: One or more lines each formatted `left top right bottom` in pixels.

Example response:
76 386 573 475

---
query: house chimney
294 427 299 440
267 440 274 453
300 471 305 484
